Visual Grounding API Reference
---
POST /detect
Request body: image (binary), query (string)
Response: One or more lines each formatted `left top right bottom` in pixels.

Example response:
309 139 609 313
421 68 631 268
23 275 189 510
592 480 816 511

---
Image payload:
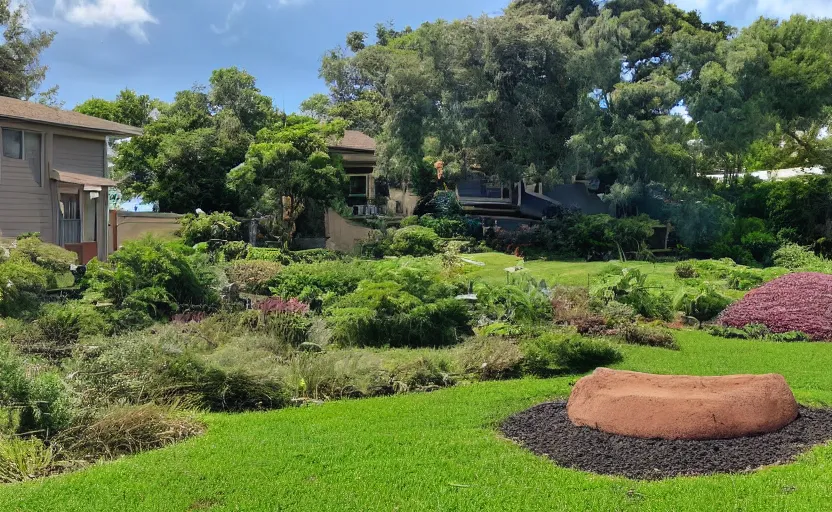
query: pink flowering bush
719 273 832 340
256 297 310 315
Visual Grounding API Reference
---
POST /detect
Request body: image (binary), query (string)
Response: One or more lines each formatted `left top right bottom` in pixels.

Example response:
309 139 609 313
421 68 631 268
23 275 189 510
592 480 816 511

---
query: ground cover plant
719 273 832 340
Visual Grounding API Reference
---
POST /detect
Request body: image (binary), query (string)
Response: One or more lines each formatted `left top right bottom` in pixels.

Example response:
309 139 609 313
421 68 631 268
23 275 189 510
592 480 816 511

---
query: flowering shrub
719 273 832 340
256 298 310 315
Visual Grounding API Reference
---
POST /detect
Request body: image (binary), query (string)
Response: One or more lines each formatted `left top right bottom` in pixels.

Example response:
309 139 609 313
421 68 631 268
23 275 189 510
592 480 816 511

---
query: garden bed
501 401 832 480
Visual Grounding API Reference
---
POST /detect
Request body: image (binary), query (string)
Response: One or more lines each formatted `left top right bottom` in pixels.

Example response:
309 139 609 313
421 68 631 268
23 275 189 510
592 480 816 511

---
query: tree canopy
0 0 55 99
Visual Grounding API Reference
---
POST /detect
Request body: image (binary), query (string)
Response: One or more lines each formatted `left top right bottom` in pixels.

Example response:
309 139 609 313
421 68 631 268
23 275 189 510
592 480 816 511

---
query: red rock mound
719 272 832 340
567 368 799 440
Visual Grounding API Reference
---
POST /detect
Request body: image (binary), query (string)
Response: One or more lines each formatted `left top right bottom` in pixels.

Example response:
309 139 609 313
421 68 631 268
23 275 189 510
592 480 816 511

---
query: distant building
705 167 824 182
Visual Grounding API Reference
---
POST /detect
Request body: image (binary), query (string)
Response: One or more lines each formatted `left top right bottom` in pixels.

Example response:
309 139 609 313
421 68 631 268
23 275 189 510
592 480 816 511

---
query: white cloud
674 0 832 19
211 0 246 34
52 0 158 42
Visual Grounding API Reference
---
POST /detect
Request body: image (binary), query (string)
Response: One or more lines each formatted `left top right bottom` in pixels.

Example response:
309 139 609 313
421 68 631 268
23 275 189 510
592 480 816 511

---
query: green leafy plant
672 285 733 321
179 212 242 246
0 437 56 483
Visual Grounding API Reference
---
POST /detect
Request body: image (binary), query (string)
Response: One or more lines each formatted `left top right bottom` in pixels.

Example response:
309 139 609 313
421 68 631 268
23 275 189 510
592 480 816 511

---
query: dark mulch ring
500 401 832 480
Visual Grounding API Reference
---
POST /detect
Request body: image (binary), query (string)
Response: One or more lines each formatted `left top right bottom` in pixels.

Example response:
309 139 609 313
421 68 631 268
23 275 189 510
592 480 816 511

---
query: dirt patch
501 401 832 480
567 368 798 440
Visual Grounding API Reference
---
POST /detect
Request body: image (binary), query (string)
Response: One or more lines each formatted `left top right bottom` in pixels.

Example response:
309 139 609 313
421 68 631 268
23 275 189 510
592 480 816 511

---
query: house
328 130 378 213
0 96 142 264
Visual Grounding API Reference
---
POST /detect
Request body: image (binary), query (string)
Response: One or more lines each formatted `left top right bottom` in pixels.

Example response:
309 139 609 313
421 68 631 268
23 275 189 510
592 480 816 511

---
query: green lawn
464 252 679 288
5 331 832 511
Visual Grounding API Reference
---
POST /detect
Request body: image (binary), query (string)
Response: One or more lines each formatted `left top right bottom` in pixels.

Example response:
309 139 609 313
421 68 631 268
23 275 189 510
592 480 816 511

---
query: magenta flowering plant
719 273 832 341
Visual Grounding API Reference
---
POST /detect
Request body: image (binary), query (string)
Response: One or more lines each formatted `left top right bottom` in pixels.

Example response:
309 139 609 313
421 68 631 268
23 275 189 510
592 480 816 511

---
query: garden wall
325 208 372 253
110 211 183 252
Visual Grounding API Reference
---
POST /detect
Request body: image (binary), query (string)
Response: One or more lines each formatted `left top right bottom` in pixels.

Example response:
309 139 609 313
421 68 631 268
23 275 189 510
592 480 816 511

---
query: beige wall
0 126 55 241
325 208 373 253
112 212 183 251
53 135 106 177
387 187 421 217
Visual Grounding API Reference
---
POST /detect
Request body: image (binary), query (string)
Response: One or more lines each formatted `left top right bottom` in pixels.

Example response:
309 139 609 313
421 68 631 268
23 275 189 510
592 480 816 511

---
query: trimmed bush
388 226 440 257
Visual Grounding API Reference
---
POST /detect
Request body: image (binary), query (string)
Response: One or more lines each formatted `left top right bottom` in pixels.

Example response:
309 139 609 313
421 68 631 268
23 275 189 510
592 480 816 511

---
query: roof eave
0 115 143 137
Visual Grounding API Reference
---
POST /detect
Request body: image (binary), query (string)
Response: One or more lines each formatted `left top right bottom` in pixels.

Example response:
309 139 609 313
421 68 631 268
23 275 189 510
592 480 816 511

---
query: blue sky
20 0 832 212
23 0 832 113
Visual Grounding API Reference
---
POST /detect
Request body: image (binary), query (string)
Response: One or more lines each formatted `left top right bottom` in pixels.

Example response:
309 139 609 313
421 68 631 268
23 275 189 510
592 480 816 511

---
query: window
1 129 43 185
24 132 42 186
349 175 368 197
2 129 22 159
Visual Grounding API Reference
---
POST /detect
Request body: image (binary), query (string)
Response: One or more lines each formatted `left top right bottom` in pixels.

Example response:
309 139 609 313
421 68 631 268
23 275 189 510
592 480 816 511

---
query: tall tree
0 0 56 99
227 115 347 237
688 16 832 175
112 69 279 214
75 89 157 128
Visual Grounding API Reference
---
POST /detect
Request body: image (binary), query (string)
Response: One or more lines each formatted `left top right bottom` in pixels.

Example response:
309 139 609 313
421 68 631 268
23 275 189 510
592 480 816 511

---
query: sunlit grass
4 332 832 511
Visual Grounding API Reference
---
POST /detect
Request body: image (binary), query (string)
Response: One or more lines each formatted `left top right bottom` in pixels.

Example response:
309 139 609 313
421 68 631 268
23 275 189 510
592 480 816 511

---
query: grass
4 331 832 511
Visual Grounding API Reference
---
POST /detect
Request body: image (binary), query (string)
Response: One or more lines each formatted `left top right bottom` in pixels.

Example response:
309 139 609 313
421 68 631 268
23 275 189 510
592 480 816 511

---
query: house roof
0 96 142 137
329 130 376 153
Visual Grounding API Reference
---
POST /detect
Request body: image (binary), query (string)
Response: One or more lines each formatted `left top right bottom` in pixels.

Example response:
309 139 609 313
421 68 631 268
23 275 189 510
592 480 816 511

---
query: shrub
12 237 77 274
247 248 292 264
268 260 369 304
327 282 469 348
179 212 241 246
256 297 310 315
82 237 220 327
67 331 288 412
597 301 637 327
217 241 250 262
400 216 420 227
37 302 109 347
279 351 390 400
672 285 732 321
225 260 282 294
619 325 678 349
773 243 830 271
741 231 778 263
418 215 467 238
57 403 204 461
522 333 623 376
388 226 440 257
674 261 699 279
0 258 50 318
0 437 56 483
454 337 522 381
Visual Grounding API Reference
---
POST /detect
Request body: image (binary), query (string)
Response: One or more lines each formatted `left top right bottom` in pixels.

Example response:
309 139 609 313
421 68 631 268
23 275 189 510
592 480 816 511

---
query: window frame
1 127 46 187
2 128 24 160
